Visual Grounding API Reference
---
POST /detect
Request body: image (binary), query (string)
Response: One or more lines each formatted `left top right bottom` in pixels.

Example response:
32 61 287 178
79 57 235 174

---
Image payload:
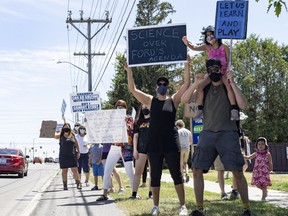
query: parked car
33 157 43 164
0 148 29 178
54 158 59 163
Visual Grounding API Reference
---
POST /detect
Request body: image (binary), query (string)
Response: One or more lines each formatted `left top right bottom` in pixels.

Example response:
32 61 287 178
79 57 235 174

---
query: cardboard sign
39 120 57 138
215 0 249 39
84 109 128 144
184 93 198 118
127 24 187 67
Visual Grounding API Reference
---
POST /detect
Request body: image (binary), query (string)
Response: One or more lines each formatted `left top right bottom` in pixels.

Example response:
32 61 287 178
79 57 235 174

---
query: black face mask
62 128 71 133
209 72 222 82
142 108 150 115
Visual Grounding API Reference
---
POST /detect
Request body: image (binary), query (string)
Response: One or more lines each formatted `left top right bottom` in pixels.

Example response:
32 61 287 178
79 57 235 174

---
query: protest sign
85 109 128 143
215 0 249 39
127 24 187 66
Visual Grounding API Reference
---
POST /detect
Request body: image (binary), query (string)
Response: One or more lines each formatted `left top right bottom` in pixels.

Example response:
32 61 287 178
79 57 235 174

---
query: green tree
232 35 288 142
255 0 287 17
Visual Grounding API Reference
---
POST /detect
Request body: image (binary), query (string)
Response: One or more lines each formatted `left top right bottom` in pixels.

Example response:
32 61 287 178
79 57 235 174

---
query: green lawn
202 170 288 192
91 169 288 216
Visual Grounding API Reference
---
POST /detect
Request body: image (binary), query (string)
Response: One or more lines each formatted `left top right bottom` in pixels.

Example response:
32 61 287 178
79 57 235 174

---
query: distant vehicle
33 157 43 164
54 158 59 163
0 148 29 178
44 157 54 163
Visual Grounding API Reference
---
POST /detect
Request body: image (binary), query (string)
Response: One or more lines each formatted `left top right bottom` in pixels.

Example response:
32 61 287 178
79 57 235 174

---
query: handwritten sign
127 24 187 67
84 109 128 143
215 0 249 39
39 120 57 138
70 91 101 113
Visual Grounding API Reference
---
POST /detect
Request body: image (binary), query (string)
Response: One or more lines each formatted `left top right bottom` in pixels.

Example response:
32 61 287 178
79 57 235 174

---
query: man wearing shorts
175 119 192 183
182 58 251 216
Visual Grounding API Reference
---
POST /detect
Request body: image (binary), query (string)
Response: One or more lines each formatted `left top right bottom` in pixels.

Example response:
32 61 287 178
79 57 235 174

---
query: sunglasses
157 82 168 87
62 128 71 133
207 66 220 74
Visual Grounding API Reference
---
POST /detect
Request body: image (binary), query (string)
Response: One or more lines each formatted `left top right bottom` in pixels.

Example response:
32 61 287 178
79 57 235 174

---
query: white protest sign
85 109 128 143
70 91 101 113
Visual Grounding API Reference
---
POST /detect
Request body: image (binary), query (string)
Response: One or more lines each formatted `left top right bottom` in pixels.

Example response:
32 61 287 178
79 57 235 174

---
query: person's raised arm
182 36 208 52
181 73 204 104
124 62 152 107
172 56 191 107
226 70 248 109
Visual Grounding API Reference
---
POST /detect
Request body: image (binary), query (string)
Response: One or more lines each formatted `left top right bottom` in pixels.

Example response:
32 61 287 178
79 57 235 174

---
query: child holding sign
182 25 239 121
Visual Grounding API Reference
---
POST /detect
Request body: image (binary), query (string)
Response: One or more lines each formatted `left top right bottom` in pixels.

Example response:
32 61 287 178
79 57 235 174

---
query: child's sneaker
150 206 160 215
230 109 240 120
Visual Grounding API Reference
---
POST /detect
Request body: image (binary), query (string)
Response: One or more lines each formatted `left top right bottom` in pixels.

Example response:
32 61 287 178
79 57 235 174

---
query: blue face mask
79 129 86 134
157 85 167 95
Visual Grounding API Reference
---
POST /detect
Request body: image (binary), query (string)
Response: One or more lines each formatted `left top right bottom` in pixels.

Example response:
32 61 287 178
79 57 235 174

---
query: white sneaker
179 205 188 216
118 188 125 194
150 206 160 215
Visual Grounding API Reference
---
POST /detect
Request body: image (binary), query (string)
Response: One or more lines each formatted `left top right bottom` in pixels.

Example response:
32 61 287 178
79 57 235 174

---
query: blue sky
0 0 287 158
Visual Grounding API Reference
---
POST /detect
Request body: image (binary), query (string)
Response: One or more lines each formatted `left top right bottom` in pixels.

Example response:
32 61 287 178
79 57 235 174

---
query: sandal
96 195 108 201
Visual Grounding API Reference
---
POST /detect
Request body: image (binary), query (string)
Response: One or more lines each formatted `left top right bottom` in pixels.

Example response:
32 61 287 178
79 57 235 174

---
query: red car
0 148 29 178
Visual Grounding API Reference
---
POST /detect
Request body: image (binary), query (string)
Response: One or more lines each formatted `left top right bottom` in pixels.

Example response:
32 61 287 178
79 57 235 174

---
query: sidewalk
160 172 288 209
29 170 126 216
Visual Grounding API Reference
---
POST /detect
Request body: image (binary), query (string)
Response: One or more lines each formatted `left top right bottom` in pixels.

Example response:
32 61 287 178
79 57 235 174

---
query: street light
57 60 88 74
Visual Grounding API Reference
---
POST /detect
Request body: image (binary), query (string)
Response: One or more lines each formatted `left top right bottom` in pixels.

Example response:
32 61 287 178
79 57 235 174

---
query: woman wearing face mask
96 99 134 201
129 104 152 199
125 57 190 216
76 125 90 186
55 123 81 190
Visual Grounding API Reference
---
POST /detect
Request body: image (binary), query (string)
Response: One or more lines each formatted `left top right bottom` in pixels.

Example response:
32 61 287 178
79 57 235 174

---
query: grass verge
100 170 288 216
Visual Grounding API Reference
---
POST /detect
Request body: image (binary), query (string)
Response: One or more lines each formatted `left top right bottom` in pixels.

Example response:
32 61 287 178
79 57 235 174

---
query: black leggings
148 151 183 187
142 161 148 183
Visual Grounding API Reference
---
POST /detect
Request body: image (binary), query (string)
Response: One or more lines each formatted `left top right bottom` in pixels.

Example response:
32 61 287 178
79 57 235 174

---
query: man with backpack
181 58 252 216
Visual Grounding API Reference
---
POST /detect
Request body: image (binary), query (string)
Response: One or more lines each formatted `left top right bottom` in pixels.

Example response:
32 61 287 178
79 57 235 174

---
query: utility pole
66 10 112 91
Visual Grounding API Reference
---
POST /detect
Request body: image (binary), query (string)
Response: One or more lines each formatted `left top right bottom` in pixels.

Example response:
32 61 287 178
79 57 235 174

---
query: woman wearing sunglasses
125 56 190 216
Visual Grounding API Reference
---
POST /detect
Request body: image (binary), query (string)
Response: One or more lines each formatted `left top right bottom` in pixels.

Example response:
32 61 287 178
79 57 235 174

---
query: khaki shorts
180 149 190 164
214 155 225 171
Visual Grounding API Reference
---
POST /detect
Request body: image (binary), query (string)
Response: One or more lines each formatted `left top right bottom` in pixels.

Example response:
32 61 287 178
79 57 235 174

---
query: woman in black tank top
125 57 191 215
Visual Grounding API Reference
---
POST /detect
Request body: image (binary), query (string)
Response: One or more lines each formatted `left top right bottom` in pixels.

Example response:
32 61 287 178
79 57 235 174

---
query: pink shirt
208 44 228 74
